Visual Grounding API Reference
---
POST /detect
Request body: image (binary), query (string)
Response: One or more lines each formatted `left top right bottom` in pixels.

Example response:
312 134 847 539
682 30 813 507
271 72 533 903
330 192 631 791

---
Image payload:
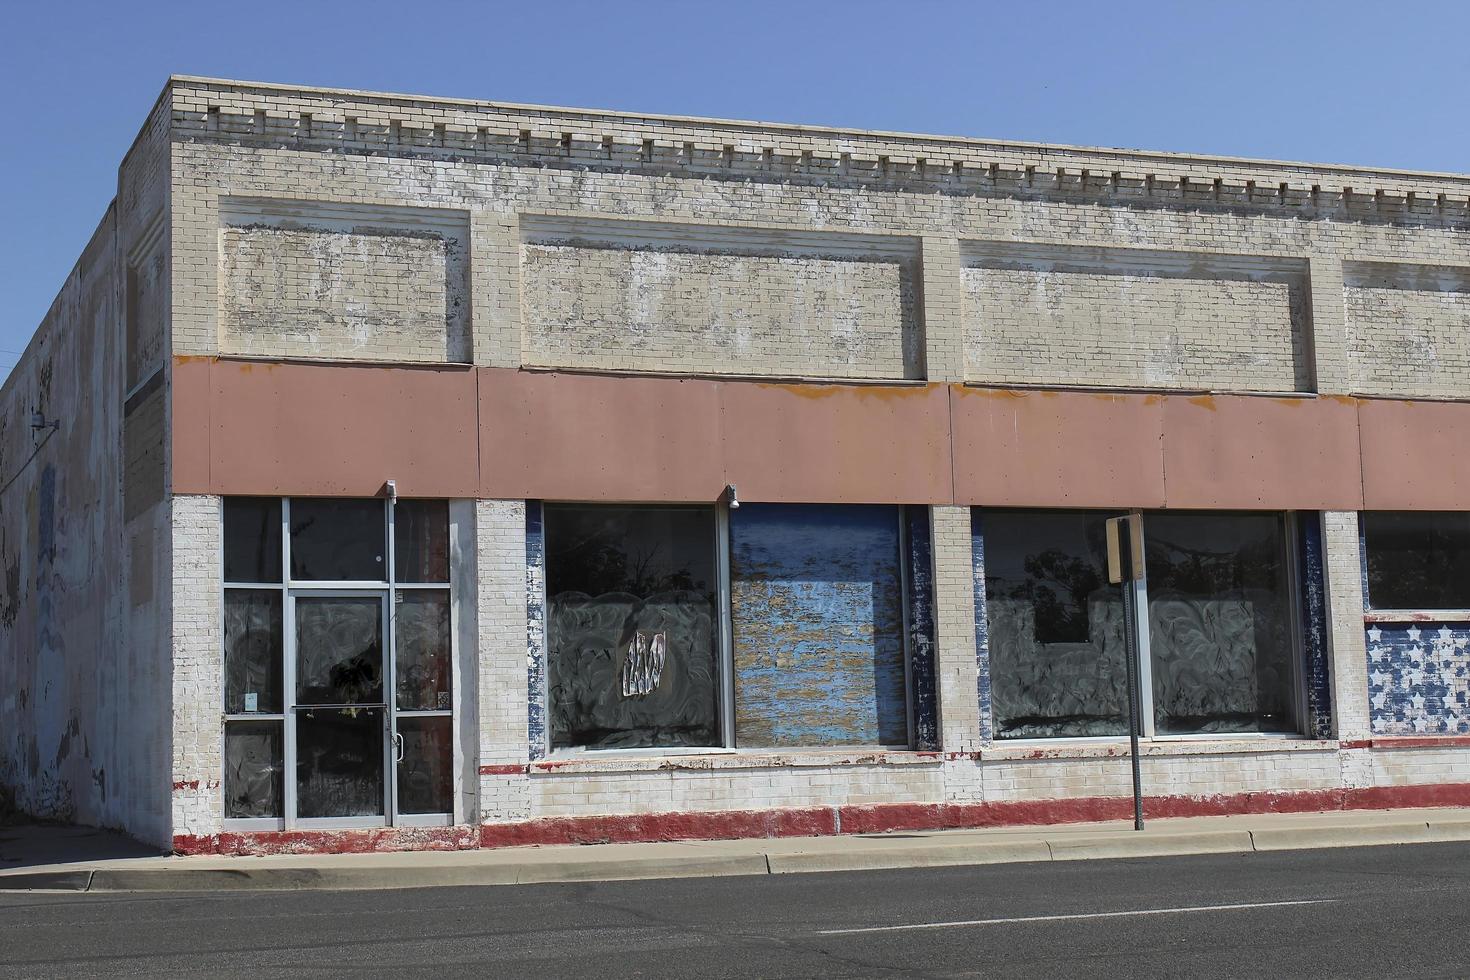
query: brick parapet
164 76 1470 228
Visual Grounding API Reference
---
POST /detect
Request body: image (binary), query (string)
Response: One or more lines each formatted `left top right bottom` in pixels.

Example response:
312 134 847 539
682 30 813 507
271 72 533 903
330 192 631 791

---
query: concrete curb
4 822 1468 893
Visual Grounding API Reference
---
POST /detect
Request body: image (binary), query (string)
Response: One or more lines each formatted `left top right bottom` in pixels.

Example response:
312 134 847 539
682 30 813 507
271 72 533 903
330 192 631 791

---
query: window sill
976 737 1340 762
1363 609 1470 624
530 748 942 776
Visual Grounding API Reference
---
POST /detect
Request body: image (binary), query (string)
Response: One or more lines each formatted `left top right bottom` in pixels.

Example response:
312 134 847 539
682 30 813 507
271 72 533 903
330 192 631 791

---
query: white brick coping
523 740 1345 776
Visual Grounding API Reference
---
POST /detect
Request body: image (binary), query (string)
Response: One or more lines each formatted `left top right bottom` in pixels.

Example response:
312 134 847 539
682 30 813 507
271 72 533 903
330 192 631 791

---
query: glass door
289 592 390 827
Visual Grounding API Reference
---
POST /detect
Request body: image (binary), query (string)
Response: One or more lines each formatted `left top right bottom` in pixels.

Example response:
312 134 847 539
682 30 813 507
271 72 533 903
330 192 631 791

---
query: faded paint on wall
525 501 548 761
218 201 471 363
0 204 170 844
904 506 939 752
520 218 922 381
1345 261 1470 398
962 244 1312 392
1299 514 1335 739
730 504 908 747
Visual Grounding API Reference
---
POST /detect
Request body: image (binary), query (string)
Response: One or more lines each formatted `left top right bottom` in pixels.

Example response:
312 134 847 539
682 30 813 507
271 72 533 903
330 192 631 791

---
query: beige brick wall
218 202 470 363
520 220 921 379
1345 261 1470 397
962 245 1311 391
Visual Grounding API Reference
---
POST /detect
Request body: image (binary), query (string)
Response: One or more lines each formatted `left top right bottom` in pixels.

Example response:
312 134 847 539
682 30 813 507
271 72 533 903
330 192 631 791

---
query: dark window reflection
224 498 281 583
1145 512 1296 735
395 591 452 710
395 500 450 583
397 716 453 814
290 499 385 581
1362 512 1470 610
296 596 383 705
296 708 385 819
982 510 1128 739
225 590 283 714
224 721 282 818
545 505 719 750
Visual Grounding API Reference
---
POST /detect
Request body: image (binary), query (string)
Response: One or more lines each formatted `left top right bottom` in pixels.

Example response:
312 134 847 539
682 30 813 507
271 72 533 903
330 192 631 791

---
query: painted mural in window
730 504 909 748
982 510 1128 738
1144 513 1297 734
544 505 720 750
979 509 1301 740
541 502 916 752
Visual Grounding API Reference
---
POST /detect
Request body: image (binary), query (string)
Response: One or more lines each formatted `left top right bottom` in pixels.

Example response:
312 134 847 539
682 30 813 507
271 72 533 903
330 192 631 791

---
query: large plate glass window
544 505 721 750
979 509 1302 740
982 510 1127 739
222 497 455 828
1144 512 1296 735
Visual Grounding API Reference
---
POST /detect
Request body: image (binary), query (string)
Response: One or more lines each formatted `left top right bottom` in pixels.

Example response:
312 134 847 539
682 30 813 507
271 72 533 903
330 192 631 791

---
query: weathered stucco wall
0 91 173 845
218 201 470 363
0 210 169 842
1345 261 1470 397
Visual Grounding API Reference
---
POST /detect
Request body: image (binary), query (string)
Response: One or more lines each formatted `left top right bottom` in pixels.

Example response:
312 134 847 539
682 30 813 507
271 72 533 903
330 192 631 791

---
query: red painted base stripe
171 781 1470 856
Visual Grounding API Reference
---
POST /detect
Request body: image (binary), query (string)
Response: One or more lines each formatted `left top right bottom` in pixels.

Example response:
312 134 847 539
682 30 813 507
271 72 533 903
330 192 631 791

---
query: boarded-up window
730 504 908 747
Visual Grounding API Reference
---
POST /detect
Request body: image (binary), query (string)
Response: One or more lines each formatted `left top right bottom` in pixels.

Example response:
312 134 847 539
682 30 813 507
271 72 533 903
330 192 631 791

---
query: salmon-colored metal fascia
718 381 954 504
949 386 1166 508
177 357 1466 513
1160 393 1364 510
1358 398 1470 510
479 369 727 502
170 356 213 493
176 358 480 497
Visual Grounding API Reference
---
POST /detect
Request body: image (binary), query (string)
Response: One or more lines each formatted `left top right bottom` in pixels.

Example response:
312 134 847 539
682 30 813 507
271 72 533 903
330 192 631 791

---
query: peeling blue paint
730 504 908 747
1298 513 1333 739
904 506 939 751
970 510 993 743
525 501 548 760
1367 622 1470 735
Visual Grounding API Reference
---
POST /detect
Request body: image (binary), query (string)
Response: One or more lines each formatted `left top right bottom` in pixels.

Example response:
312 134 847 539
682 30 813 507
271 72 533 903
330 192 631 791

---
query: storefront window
979 508 1303 740
982 510 1127 739
1362 511 1470 610
730 504 908 748
544 505 721 750
1145 513 1296 735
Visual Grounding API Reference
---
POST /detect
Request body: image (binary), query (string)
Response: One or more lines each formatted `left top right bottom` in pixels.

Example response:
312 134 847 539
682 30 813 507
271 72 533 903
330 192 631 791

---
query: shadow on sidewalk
0 824 163 871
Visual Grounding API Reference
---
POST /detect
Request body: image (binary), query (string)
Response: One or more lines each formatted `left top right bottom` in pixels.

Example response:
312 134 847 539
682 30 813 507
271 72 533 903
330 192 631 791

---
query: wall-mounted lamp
724 483 739 509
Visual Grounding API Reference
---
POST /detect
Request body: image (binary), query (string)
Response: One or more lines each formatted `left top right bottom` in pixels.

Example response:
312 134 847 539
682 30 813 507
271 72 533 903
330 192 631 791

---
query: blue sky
3 0 1468 377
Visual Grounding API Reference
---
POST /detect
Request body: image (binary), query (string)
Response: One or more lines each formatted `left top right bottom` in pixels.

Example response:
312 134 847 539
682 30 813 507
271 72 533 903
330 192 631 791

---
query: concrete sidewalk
4 807 1470 893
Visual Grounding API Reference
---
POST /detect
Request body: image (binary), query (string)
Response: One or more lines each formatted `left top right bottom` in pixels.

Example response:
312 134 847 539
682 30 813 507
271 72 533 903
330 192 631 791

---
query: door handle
393 731 405 763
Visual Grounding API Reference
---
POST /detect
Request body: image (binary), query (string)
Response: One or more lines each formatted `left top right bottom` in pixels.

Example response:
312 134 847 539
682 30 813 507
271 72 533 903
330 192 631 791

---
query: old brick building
2 76 1468 854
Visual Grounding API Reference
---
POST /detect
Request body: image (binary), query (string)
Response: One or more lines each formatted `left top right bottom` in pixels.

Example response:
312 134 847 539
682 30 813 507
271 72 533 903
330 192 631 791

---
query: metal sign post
1105 514 1146 832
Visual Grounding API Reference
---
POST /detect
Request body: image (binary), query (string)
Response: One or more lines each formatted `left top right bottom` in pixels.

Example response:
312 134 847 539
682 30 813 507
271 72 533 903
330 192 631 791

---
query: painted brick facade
8 75 1470 853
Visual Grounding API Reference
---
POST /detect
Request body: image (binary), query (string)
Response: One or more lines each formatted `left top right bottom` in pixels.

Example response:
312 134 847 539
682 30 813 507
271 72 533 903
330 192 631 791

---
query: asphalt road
2 843 1468 979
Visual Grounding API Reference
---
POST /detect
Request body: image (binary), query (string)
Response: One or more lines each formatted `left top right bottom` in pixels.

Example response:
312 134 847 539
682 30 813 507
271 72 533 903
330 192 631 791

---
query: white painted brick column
1323 511 1371 742
931 506 981 751
170 494 223 840
475 499 532 821
920 237 965 383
